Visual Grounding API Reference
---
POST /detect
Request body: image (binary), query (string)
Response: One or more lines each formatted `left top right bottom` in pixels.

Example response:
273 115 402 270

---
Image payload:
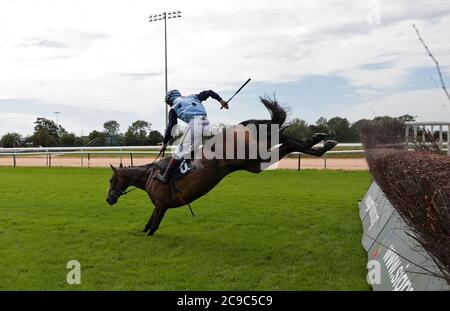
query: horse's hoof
324 140 338 150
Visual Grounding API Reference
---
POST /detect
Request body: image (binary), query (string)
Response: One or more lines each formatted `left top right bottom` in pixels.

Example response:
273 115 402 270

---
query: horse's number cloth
173 159 194 180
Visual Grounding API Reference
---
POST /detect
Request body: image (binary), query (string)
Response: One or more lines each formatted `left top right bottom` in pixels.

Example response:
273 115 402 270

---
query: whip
220 78 251 109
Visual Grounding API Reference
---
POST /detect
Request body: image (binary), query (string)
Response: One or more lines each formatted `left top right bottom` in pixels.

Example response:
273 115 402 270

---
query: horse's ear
119 163 123 168
110 164 116 172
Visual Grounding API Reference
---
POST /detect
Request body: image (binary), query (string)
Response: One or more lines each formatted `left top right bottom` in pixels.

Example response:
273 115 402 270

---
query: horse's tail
239 96 287 127
259 96 287 126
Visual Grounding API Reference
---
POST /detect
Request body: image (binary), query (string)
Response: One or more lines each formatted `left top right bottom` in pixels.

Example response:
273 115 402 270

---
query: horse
106 97 337 236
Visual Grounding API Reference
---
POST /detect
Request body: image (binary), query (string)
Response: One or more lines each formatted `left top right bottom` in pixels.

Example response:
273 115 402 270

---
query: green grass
0 167 371 290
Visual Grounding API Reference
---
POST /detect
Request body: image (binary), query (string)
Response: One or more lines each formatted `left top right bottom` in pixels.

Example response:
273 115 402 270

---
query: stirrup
155 173 169 183
155 158 179 183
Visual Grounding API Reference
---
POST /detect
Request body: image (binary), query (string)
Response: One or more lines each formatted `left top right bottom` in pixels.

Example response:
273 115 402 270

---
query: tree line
0 118 164 147
282 114 416 142
0 114 417 148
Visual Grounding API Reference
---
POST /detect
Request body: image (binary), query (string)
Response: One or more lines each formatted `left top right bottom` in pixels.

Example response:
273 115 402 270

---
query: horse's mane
120 162 157 170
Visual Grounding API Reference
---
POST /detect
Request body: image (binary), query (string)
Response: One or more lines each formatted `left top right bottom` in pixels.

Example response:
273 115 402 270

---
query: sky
1 0 450 137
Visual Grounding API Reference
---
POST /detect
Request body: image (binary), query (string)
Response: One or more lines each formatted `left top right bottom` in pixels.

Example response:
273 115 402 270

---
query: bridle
108 149 165 201
108 176 136 201
109 186 136 201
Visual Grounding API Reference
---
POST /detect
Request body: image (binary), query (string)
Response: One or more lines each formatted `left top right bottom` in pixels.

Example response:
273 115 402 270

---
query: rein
113 149 164 199
109 186 136 201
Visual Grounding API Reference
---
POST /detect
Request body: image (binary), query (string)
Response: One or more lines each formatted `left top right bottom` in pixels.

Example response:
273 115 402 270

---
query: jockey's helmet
165 89 182 105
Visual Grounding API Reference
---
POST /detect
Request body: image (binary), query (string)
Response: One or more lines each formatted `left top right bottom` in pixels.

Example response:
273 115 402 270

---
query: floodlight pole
164 14 168 129
55 111 60 128
149 11 182 130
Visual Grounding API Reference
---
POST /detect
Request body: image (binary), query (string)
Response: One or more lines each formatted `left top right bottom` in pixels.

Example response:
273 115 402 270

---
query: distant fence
0 145 166 168
0 144 364 169
2 121 449 169
405 121 450 155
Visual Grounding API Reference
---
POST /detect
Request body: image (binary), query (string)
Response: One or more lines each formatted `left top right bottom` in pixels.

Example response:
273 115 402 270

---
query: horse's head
106 163 127 205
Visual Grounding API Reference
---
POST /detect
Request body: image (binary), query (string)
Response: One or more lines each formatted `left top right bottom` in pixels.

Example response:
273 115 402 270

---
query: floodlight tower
148 10 182 129
54 111 60 128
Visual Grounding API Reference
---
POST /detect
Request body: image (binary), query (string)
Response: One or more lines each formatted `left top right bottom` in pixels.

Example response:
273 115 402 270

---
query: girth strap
171 179 195 217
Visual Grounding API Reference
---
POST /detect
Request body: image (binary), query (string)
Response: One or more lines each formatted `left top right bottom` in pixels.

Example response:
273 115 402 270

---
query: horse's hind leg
280 133 329 150
280 134 337 158
305 133 331 148
302 140 338 157
144 205 167 236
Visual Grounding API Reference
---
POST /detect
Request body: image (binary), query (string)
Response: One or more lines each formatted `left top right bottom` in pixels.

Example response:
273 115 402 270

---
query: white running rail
405 121 450 155
0 144 364 169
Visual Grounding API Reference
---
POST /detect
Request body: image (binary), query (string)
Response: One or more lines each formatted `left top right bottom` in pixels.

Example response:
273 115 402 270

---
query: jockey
155 89 229 183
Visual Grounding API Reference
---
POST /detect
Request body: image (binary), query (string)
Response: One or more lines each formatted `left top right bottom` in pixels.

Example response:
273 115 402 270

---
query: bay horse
106 97 337 236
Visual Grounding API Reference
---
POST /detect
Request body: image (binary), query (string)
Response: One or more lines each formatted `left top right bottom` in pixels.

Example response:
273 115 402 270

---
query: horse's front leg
144 205 168 236
142 203 154 232
143 219 152 233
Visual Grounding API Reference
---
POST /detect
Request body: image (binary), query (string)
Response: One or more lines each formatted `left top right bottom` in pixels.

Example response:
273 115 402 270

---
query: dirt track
0 155 368 170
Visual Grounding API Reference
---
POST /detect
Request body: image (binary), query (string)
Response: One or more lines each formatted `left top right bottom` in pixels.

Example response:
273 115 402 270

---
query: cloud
1 0 450 135
121 72 162 80
0 98 144 136
0 112 38 137
341 88 450 122
35 40 67 49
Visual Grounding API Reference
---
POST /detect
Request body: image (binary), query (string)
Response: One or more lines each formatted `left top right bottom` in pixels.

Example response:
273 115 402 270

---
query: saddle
155 157 196 181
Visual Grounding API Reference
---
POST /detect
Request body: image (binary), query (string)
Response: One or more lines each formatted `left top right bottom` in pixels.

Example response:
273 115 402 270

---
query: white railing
0 144 364 170
404 121 450 155
1 121 449 169
0 143 363 154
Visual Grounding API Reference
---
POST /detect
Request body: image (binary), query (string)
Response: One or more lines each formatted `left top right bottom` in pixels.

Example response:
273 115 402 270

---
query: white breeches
173 116 210 160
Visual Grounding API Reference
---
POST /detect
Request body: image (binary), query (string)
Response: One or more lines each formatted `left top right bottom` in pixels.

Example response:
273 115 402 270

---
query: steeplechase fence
359 182 449 291
359 121 450 291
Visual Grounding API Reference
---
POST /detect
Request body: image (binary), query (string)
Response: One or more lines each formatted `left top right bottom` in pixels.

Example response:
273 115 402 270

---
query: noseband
109 184 136 200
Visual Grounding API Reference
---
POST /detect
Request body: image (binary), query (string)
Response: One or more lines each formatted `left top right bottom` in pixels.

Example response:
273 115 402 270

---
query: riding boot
155 157 180 183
